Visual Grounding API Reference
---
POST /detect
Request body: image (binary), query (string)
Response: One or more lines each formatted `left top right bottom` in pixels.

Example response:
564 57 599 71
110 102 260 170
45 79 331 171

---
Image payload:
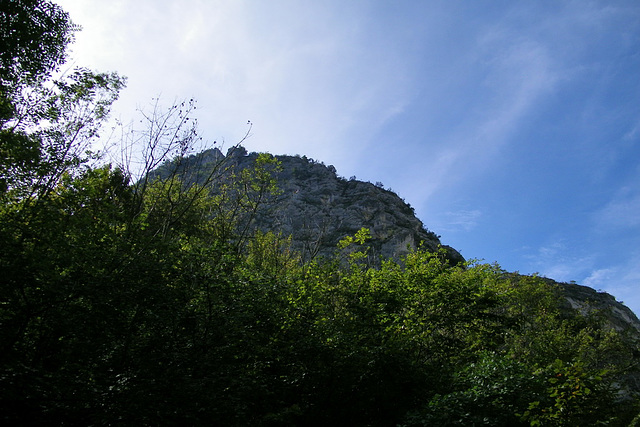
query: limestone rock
229 150 463 264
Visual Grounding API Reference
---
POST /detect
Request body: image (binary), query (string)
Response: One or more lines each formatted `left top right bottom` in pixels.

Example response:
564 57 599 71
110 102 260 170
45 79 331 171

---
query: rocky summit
234 148 463 265
163 146 640 333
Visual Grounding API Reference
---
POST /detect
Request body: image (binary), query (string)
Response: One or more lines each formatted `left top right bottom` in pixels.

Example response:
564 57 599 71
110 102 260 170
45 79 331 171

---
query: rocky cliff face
224 148 464 264
163 147 639 331
558 280 640 333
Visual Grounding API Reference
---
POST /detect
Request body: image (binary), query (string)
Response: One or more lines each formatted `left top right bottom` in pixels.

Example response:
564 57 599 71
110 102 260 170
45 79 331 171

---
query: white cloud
524 242 640 316
595 187 640 230
582 255 640 315
405 27 561 211
524 240 594 282
583 267 617 290
437 209 482 233
623 121 640 141
56 0 420 185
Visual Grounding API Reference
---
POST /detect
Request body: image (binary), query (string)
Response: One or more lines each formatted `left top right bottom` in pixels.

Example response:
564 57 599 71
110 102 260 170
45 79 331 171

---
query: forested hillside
1 1 639 425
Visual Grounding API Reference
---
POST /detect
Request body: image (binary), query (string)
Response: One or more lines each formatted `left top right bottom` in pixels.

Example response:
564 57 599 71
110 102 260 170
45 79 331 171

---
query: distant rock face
558 281 640 334
225 149 464 264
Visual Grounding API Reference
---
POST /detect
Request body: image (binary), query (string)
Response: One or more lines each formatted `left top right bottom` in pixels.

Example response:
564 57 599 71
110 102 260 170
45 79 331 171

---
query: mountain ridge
160 146 640 331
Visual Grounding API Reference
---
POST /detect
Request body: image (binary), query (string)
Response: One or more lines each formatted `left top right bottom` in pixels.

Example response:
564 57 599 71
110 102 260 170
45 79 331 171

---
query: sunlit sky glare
56 0 640 315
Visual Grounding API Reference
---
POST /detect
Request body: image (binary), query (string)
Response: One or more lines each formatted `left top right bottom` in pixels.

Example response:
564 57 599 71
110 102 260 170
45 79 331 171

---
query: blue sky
57 0 640 315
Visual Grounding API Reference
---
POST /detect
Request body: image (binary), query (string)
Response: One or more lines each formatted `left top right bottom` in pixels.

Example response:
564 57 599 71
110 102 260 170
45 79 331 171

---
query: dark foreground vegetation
2 1 640 425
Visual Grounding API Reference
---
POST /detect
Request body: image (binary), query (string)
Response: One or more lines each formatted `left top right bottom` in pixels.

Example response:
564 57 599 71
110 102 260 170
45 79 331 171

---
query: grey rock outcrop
559 281 640 333
227 149 463 264
157 148 639 331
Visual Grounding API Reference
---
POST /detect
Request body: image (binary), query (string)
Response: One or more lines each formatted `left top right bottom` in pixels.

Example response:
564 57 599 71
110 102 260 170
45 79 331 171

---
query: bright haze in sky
56 0 640 315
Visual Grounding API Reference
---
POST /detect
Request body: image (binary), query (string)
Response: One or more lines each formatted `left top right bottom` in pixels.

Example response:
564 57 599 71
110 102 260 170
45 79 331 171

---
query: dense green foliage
2 1 639 425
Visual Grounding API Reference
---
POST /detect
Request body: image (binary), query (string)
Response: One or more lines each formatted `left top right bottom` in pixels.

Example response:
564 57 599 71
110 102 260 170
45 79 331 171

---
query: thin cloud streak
437 210 483 233
595 189 640 230
583 253 640 308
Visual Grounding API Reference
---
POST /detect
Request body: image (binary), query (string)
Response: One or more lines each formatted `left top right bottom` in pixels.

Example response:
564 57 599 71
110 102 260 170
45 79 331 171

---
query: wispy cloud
595 187 640 230
524 240 594 282
525 242 640 315
401 20 561 209
438 209 483 233
583 254 640 314
583 268 617 291
623 120 640 141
